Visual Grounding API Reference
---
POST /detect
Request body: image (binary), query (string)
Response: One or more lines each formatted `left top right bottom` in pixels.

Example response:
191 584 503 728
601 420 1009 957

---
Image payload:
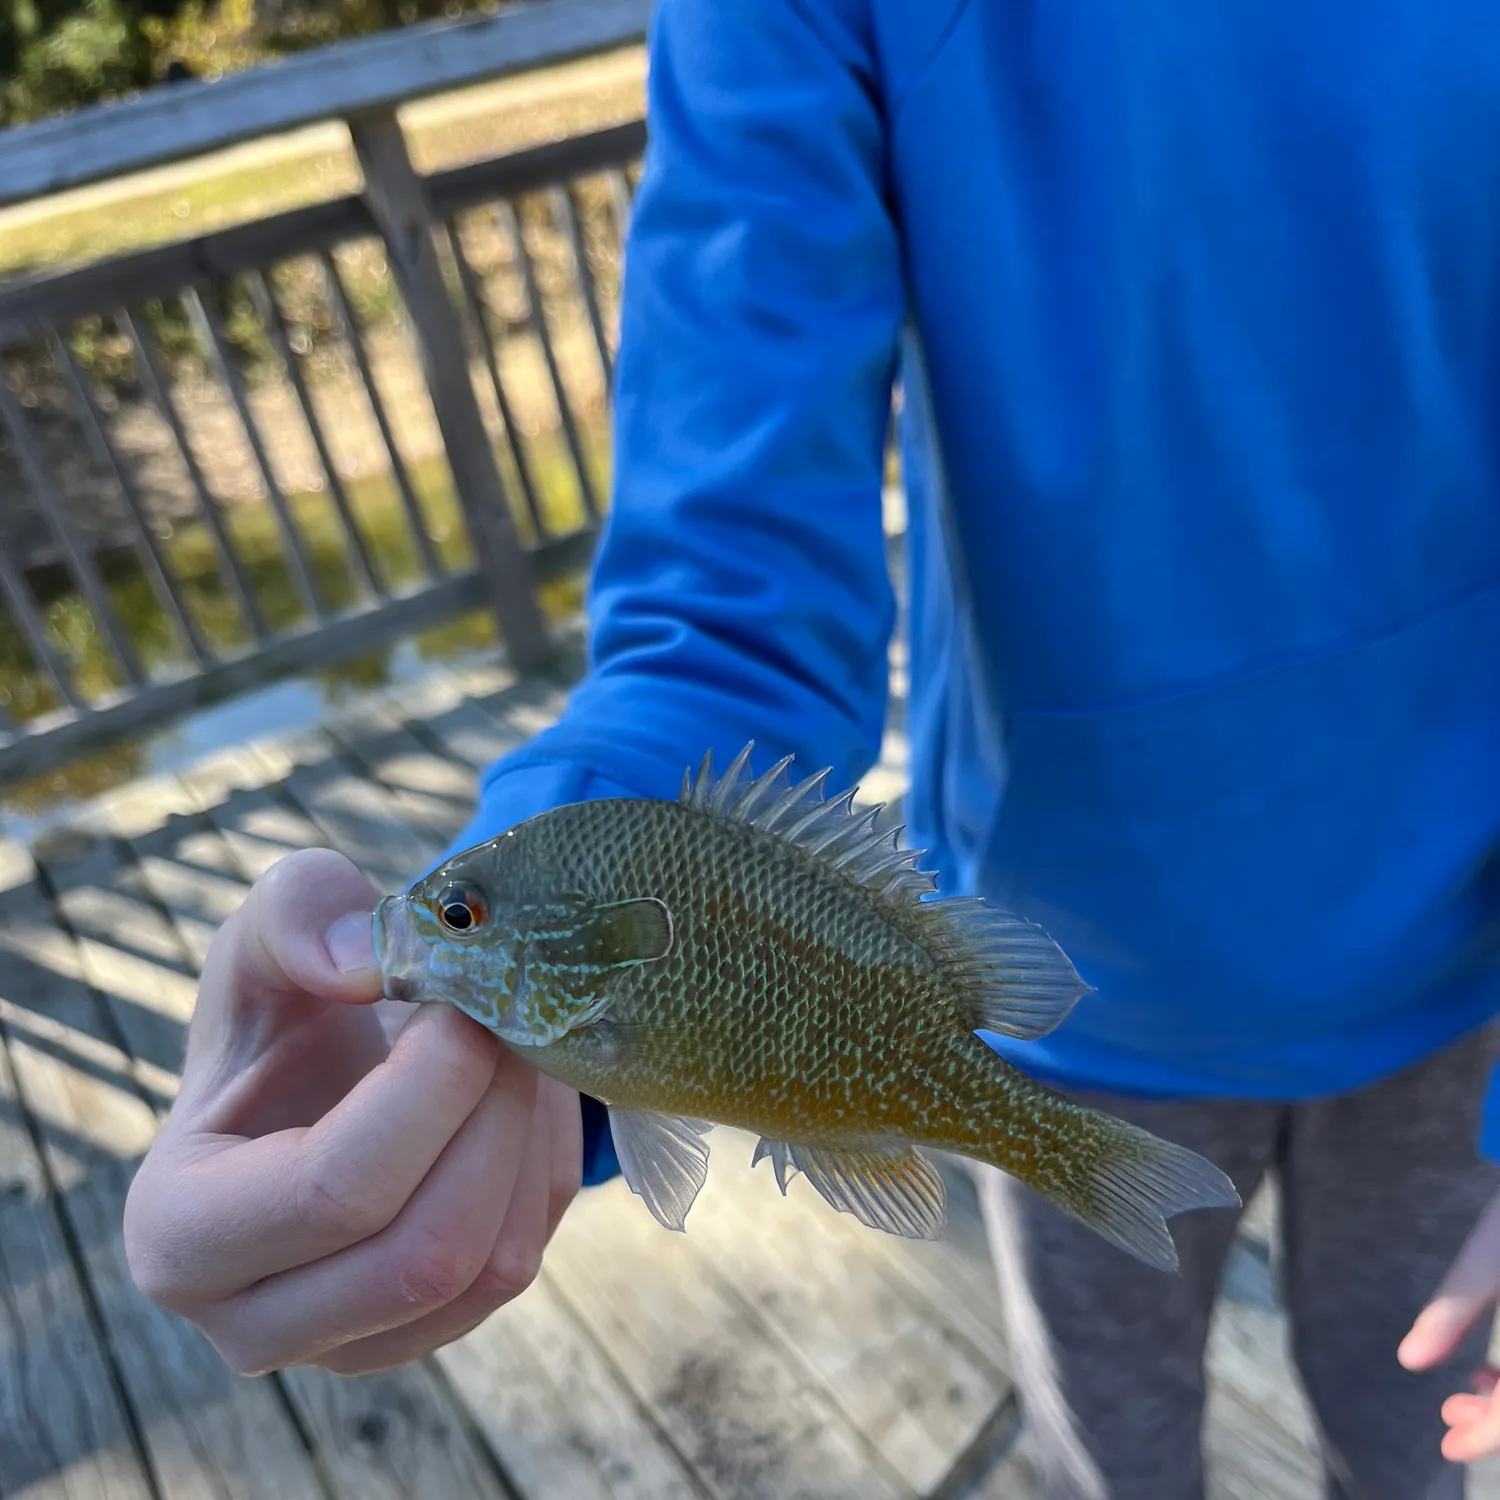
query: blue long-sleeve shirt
444 0 1500 1182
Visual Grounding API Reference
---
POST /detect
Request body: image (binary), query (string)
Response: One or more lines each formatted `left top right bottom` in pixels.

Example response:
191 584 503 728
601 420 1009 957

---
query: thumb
185 849 386 1075
232 847 385 1000
1399 1192 1500 1370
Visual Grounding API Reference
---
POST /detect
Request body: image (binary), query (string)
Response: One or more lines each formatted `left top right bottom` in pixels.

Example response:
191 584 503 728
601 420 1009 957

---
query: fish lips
373 893 429 1004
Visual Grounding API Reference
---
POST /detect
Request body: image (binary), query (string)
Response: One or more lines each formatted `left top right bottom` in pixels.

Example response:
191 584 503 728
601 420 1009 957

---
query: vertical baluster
606 165 636 250
0 507 82 712
549 183 613 390
246 269 385 602
182 284 326 623
52 331 212 665
117 306 270 642
446 219 547 540
0 378 146 688
495 198 600 523
350 109 550 673
317 249 445 581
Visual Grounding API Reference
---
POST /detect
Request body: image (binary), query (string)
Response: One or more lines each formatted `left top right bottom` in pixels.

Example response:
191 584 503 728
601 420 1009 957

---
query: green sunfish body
374 745 1238 1270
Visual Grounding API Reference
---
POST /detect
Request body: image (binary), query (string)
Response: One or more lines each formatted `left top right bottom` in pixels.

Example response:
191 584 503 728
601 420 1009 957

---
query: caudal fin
1076 1128 1241 1272
991 1105 1241 1273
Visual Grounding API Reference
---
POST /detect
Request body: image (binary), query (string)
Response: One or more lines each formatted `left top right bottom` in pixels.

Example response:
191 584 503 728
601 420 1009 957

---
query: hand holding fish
1399 1187 1500 1461
123 848 581 1375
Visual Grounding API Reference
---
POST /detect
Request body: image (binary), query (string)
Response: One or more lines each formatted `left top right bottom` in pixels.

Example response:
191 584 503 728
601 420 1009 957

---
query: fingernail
325 911 377 976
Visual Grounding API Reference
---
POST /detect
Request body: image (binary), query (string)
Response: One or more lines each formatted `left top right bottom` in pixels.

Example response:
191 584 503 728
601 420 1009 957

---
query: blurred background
0 0 644 841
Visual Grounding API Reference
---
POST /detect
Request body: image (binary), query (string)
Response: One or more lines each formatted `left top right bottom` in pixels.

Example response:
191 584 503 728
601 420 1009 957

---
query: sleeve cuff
579 1095 621 1186
1480 1064 1500 1162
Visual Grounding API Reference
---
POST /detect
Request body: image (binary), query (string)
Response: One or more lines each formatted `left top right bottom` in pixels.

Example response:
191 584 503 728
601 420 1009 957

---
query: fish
373 743 1240 1271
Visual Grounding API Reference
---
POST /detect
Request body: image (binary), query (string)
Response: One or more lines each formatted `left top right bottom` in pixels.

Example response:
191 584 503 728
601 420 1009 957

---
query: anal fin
762 1141 946 1240
751 1136 800 1194
609 1109 713 1232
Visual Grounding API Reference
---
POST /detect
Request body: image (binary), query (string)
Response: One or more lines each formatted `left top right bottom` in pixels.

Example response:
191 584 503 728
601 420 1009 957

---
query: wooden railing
0 0 651 785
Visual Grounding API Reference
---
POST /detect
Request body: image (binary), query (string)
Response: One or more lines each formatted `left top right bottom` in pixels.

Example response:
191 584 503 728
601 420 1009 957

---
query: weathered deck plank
0 869 156 1500
680 1129 1010 1494
0 837 332 1500
437 1274 706 1500
543 1177 910 1500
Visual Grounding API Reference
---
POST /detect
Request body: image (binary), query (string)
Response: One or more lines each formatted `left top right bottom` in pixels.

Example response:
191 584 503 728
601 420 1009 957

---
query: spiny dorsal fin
680 742 938 902
680 745 1088 1039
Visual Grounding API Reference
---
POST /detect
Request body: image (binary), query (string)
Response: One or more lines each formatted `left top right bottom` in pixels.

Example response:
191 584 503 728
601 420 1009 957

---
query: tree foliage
1 0 497 126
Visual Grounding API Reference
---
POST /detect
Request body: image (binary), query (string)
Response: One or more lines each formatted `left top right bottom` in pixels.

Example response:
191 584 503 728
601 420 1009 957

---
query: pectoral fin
593 897 674 964
538 897 674 970
609 1109 713 1231
760 1140 947 1239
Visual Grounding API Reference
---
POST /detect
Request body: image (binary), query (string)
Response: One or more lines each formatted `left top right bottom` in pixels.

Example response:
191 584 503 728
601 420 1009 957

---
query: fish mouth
373 894 429 1004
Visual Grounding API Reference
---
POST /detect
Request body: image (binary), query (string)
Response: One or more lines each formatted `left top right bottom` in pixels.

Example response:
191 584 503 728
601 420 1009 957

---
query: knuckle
122 1181 198 1316
472 1232 542 1308
293 1160 391 1245
430 1048 488 1105
126 1248 185 1313
393 1225 486 1310
126 1245 193 1315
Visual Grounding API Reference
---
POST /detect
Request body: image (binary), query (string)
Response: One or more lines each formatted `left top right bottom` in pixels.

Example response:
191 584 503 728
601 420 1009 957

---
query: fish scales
374 745 1240 1271
537 797 990 1144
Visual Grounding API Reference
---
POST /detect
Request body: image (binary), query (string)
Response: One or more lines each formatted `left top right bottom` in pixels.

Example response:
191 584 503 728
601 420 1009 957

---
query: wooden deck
0 646 1492 1500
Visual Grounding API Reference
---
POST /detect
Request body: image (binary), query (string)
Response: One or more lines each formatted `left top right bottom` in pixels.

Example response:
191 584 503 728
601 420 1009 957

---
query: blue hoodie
445 0 1500 1183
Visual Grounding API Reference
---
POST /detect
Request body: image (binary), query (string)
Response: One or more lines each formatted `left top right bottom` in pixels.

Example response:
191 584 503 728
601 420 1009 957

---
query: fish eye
435 882 488 934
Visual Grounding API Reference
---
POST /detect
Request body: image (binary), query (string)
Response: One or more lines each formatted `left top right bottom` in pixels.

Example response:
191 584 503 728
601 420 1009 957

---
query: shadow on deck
0 646 1465 1500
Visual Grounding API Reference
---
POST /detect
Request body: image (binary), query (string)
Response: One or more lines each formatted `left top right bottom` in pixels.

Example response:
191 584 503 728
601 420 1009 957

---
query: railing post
349 106 553 673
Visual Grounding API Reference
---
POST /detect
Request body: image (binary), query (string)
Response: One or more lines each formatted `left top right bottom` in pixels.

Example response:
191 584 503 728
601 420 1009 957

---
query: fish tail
976 1087 1241 1273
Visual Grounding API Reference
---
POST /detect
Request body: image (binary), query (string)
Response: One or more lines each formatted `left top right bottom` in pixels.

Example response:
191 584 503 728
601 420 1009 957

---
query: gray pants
975 1027 1500 1500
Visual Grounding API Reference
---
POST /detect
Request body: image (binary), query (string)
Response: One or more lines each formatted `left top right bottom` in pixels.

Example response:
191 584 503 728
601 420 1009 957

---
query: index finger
140 1004 517 1307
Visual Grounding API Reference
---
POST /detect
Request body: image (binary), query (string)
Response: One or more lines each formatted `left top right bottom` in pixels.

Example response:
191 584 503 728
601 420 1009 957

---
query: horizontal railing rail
0 0 652 207
0 122 647 344
0 12 649 788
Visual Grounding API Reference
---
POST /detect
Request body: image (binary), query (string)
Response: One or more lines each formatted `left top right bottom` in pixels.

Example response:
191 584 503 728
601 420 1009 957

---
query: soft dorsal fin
916 899 1092 1040
680 742 938 902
